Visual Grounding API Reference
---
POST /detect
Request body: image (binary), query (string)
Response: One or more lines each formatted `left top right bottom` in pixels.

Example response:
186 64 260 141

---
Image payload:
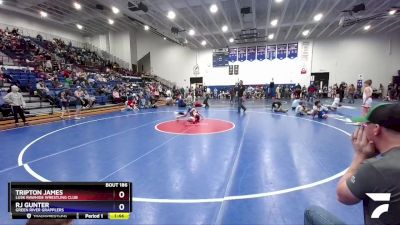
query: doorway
311 72 329 89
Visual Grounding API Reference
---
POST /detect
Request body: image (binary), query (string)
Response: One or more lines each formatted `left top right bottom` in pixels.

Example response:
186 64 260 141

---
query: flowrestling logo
366 193 391 219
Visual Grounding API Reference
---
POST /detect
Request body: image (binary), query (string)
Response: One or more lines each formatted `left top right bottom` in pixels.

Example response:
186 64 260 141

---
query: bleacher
0 28 172 126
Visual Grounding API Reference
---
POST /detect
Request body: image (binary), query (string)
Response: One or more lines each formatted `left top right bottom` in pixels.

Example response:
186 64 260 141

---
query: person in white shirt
362 79 373 116
312 100 328 119
292 98 301 110
74 86 85 119
276 86 281 99
186 93 193 106
327 97 341 111
166 89 171 97
295 101 306 116
3 85 28 127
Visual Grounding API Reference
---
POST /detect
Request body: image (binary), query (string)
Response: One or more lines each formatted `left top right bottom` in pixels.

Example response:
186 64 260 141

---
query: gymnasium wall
312 32 400 87
194 32 400 88
108 31 133 65
0 8 84 43
196 41 313 86
135 30 196 87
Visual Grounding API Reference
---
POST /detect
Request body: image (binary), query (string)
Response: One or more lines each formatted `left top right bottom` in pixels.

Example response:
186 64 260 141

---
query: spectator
74 86 84 119
379 83 384 99
83 89 95 108
112 89 122 103
276 85 281 99
269 78 275 99
3 85 28 127
186 93 193 106
177 96 186 108
52 77 63 88
36 80 54 103
213 88 218 99
338 82 346 102
59 88 71 119
348 84 356 104
336 103 400 225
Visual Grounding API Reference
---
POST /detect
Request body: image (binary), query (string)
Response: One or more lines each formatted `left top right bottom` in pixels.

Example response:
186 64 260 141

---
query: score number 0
118 191 126 211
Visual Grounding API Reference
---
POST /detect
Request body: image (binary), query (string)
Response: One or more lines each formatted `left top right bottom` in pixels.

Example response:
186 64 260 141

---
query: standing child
362 79 373 116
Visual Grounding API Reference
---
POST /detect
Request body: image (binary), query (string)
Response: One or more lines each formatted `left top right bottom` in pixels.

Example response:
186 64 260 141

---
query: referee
236 80 247 113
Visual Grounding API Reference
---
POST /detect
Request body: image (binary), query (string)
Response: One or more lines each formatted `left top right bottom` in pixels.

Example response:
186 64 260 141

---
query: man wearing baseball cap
336 103 400 225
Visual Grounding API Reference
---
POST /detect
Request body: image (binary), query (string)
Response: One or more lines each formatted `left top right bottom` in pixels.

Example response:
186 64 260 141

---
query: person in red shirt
121 96 138 111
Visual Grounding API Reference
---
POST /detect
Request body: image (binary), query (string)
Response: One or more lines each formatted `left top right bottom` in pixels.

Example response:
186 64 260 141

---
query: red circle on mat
155 119 235 135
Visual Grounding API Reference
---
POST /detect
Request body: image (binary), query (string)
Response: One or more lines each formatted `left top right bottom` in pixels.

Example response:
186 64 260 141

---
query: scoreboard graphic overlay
9 182 132 220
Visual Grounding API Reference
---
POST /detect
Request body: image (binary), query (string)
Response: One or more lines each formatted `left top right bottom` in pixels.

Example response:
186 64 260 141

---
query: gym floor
0 99 366 225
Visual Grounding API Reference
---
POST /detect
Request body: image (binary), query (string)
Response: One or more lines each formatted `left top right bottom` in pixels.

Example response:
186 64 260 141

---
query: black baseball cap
352 103 400 132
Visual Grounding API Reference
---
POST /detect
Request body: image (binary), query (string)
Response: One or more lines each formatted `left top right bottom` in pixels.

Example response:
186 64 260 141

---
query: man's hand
351 126 378 159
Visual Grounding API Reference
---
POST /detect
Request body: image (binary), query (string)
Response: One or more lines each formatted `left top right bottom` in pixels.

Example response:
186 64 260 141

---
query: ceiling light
201 40 207 46
270 19 278 27
163 37 167 40
389 9 396 15
144 25 150 31
229 37 234 43
111 6 120 14
364 25 371 31
76 24 83 30
222 25 228 32
167 10 176 19
313 13 323 22
275 0 283 3
210 4 218 13
188 29 195 36
0 0 3 5
40 11 48 18
268 33 274 40
108 19 114 25
73 2 82 10
302 30 310 36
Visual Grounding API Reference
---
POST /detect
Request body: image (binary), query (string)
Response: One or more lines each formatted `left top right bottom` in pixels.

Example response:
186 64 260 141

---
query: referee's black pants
237 97 246 113
12 106 26 123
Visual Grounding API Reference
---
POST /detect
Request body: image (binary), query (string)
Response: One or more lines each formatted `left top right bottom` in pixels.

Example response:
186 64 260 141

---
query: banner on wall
277 44 287 60
299 41 313 76
257 46 266 61
238 47 247 62
228 48 237 62
288 43 298 59
246 46 256 61
267 45 276 60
